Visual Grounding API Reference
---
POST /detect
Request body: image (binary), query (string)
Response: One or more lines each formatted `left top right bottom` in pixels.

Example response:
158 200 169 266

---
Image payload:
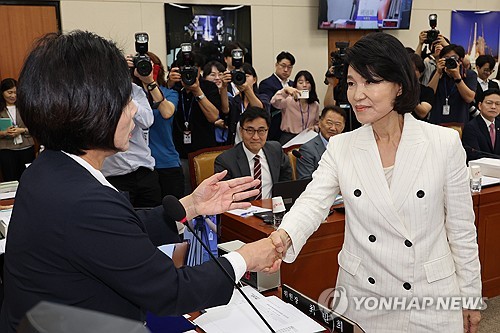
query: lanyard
299 102 310 131
180 91 194 130
443 77 457 103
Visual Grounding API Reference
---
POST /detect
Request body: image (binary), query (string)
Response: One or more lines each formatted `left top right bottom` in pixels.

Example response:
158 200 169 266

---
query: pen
240 210 257 217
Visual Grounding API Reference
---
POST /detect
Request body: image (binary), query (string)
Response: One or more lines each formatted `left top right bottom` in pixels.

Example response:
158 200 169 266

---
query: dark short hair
409 53 425 74
239 106 270 128
276 51 295 66
345 32 419 115
18 30 131 155
0 78 17 111
202 61 225 78
320 105 346 123
439 44 465 59
292 70 319 104
241 63 260 94
223 42 245 58
476 55 495 70
480 88 500 103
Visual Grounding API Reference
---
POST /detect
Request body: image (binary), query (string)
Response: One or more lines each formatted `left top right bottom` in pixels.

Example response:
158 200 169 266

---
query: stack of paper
194 286 325 333
226 205 271 218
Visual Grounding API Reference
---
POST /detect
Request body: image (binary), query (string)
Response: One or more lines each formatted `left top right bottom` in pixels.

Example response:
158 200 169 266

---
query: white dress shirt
242 144 273 199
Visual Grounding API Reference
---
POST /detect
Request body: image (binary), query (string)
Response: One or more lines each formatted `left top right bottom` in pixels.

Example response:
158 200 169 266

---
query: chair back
283 144 301 181
440 122 463 139
188 145 232 189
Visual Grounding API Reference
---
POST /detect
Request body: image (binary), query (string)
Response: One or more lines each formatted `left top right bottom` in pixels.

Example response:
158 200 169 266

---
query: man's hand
236 238 282 273
221 71 232 88
167 67 181 89
462 309 481 333
418 31 426 45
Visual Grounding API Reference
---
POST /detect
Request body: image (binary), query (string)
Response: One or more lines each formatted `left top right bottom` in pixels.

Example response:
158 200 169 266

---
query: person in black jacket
462 88 500 162
0 30 281 333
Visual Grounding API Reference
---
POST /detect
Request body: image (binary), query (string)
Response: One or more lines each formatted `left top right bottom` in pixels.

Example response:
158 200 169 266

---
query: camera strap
180 91 194 130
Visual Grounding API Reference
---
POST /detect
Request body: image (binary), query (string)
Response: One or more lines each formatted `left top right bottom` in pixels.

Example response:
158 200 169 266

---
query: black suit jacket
0 150 235 333
474 80 500 107
214 141 292 194
462 116 500 162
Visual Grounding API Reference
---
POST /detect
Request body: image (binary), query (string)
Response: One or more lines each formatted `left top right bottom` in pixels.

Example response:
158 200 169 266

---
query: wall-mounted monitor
164 3 251 67
318 0 413 30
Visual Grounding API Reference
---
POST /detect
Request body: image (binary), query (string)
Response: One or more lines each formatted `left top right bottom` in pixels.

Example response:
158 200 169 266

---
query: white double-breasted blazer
279 113 482 332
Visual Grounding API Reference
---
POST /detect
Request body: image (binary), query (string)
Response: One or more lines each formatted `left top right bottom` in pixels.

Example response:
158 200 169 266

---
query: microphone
291 149 302 159
463 146 500 159
162 196 276 333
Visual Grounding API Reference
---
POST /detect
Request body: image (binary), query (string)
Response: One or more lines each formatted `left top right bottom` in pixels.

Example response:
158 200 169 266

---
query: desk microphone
162 196 276 333
463 146 500 159
291 149 302 159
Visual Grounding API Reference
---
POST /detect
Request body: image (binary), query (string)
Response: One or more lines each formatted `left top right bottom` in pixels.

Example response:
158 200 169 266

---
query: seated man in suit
215 106 292 199
462 88 500 162
259 51 296 141
296 106 346 179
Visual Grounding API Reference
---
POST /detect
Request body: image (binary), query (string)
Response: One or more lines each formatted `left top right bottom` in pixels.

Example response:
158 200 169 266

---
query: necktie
490 123 496 148
253 155 262 200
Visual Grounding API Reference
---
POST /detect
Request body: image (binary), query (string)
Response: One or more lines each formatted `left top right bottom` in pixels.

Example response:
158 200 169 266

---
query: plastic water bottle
470 165 482 193
272 196 286 229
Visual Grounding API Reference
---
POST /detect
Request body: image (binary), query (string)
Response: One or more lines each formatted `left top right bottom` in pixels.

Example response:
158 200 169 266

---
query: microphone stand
182 219 276 333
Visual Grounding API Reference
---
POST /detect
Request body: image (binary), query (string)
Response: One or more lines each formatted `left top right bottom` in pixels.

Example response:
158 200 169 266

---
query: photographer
169 48 221 194
102 55 162 207
416 32 449 86
427 44 477 126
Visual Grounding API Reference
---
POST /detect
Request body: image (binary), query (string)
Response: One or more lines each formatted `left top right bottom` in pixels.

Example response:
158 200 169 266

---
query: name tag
183 131 192 144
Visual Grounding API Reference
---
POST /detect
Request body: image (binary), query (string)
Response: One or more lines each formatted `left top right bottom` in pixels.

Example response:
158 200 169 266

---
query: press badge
183 131 192 144
442 98 450 115
13 135 23 145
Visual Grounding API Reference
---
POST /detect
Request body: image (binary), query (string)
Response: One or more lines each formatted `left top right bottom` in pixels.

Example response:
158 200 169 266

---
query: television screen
164 3 251 67
318 0 413 30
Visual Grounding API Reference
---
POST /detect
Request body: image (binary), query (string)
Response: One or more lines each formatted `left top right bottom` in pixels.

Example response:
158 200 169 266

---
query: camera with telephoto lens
230 49 246 85
445 55 458 70
424 14 440 45
325 41 349 83
133 32 152 76
179 43 198 86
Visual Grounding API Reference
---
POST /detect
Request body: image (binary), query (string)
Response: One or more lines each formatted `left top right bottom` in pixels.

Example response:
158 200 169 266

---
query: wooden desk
221 200 346 301
221 186 500 300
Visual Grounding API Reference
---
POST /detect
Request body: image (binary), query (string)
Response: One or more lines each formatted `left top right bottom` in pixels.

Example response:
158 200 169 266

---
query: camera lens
231 70 246 86
136 61 152 76
445 57 458 70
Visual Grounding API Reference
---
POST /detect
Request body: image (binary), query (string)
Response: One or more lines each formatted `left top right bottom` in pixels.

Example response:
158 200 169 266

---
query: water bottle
470 165 482 193
272 196 286 229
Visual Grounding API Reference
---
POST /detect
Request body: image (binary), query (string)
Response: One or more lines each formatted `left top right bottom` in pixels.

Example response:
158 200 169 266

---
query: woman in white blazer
271 33 482 333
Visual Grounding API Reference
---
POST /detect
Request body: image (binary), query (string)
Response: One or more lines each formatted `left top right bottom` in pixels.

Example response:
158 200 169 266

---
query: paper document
157 244 175 258
227 205 271 217
483 176 500 187
282 129 318 149
195 286 325 333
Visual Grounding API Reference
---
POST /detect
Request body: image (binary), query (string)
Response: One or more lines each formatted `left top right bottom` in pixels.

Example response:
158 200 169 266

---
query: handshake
235 229 290 274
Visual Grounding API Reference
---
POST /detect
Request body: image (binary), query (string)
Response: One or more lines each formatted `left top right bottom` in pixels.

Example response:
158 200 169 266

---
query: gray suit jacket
214 141 292 195
296 134 326 180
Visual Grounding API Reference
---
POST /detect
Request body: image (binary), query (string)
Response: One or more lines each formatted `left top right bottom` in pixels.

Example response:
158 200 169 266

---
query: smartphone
253 211 274 224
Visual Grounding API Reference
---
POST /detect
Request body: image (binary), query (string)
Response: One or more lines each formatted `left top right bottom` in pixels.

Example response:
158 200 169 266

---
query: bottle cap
470 165 481 179
272 196 286 213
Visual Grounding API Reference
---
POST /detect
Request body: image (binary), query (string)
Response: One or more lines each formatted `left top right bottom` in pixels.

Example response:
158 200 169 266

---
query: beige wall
61 0 500 105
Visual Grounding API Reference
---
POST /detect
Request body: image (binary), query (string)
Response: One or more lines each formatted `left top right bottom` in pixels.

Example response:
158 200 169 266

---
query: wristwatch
454 78 462 84
195 94 205 102
147 82 157 91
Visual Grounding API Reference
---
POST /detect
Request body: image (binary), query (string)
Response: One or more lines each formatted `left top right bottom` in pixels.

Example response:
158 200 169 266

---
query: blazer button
369 235 376 242
368 277 375 284
416 190 425 198
403 282 412 290
405 240 413 247
354 189 362 197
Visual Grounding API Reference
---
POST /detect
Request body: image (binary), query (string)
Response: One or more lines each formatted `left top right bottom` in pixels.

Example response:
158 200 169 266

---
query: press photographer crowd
0 9 499 333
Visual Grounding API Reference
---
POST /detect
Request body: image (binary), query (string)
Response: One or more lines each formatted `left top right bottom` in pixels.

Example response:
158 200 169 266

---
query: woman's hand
269 229 292 259
167 67 181 89
462 309 481 333
6 127 25 137
180 170 260 219
284 87 301 100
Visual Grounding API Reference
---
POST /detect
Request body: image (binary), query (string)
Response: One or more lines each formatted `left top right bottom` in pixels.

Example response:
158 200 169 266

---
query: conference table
221 184 500 301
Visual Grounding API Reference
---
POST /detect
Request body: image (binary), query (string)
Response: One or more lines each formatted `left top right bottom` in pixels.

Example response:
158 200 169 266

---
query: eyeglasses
242 127 268 136
483 100 500 106
278 63 293 70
